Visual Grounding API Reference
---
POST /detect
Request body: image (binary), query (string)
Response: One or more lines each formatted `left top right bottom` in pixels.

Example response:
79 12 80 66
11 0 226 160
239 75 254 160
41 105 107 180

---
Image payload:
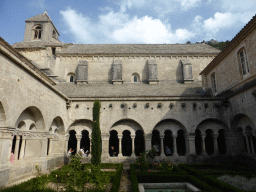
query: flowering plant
146 147 157 159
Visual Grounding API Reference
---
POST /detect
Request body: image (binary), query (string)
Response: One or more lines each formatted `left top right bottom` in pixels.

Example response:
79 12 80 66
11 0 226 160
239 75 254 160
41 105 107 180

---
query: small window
33 25 42 40
52 48 56 55
238 48 249 76
67 73 75 82
70 76 74 82
211 72 217 94
134 76 138 82
52 30 56 39
131 73 140 83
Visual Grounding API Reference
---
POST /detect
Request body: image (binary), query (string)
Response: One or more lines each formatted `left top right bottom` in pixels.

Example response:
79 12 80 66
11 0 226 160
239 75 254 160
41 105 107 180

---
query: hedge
130 164 139 192
109 163 123 192
179 164 244 192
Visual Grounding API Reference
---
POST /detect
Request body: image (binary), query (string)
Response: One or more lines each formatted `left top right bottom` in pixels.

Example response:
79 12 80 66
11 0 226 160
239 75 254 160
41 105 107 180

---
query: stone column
14 136 20 160
173 135 178 156
131 134 136 157
118 135 123 157
76 134 82 154
160 135 165 157
201 134 207 156
88 135 92 158
244 133 251 154
213 134 219 155
101 133 110 157
145 133 152 152
186 133 196 155
65 135 70 154
249 136 255 154
19 134 27 159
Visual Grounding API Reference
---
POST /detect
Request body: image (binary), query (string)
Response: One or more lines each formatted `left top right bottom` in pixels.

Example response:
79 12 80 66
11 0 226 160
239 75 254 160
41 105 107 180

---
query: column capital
144 133 152 139
160 135 164 139
75 134 82 139
131 134 136 139
201 134 206 138
213 134 219 138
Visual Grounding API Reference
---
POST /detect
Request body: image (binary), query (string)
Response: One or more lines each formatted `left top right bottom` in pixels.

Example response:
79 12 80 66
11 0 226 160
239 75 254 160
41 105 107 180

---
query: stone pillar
118 135 123 157
76 134 82 154
173 135 178 156
19 135 27 159
14 136 20 160
131 134 136 157
88 135 92 158
186 133 196 155
249 136 255 154
181 59 193 83
65 135 70 154
145 133 152 152
201 134 207 155
101 133 110 157
213 134 219 155
160 135 165 157
244 134 251 154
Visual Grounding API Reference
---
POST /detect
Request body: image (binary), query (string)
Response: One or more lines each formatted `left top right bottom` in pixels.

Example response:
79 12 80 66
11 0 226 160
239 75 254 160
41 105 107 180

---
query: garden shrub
130 164 139 192
91 100 102 167
110 163 123 192
179 164 244 192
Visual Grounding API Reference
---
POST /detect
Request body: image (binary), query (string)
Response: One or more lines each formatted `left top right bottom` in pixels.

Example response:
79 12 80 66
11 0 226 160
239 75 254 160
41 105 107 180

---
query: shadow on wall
176 60 183 83
108 64 113 84
142 63 149 84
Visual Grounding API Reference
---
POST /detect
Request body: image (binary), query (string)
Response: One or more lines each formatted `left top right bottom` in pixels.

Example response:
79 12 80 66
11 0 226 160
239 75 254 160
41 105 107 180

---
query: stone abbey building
0 12 255 186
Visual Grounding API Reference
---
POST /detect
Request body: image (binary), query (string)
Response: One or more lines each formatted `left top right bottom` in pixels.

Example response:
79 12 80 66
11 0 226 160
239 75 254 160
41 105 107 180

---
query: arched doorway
177 130 186 156
151 130 160 156
68 130 77 155
205 129 214 155
109 130 119 157
135 130 145 156
122 130 132 156
218 129 226 155
195 129 202 155
81 130 90 154
164 130 173 156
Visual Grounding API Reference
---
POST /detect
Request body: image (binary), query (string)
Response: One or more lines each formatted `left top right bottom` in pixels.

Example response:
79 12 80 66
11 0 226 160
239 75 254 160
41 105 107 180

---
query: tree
186 41 191 44
91 100 102 167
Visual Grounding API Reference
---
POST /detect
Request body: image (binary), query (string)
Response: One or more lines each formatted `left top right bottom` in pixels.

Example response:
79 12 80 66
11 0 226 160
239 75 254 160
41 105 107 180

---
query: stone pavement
118 163 132 192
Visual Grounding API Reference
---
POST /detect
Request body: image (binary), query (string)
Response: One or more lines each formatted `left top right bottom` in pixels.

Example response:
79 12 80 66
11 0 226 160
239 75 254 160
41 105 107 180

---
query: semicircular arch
196 118 228 135
50 116 65 135
153 119 187 135
110 119 144 135
67 119 93 135
107 115 146 134
231 113 255 132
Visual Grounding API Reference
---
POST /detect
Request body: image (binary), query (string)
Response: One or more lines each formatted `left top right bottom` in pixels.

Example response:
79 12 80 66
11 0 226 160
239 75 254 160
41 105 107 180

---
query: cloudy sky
0 0 255 45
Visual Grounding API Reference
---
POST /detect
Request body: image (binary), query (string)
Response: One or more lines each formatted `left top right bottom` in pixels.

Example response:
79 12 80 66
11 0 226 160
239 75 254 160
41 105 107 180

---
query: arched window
67 73 75 83
52 30 56 39
211 72 217 94
238 48 249 76
70 76 74 82
33 25 42 40
131 73 140 83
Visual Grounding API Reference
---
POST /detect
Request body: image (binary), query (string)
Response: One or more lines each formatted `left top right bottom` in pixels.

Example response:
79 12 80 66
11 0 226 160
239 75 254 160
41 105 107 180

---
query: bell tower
23 10 60 42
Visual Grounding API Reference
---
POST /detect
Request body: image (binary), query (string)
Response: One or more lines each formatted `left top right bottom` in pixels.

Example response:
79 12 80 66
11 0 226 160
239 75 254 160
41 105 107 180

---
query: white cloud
60 8 195 44
175 0 201 10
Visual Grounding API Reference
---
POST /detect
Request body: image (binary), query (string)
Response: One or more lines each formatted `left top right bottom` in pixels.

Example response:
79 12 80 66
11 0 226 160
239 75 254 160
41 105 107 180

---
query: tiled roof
25 12 51 22
12 40 69 48
54 82 206 98
59 43 220 55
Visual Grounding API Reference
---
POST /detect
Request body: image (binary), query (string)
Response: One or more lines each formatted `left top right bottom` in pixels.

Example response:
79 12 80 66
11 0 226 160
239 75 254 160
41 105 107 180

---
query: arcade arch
231 114 256 155
109 119 144 157
67 120 92 154
11 106 45 160
195 119 228 156
152 119 187 156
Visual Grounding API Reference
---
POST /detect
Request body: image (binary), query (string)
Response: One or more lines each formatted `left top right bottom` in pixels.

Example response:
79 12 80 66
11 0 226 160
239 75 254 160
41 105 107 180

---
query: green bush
179 164 244 192
91 100 102 167
130 164 139 192
110 163 123 192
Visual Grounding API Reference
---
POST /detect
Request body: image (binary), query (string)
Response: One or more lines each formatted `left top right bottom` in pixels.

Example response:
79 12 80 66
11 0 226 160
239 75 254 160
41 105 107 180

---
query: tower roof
25 11 51 22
